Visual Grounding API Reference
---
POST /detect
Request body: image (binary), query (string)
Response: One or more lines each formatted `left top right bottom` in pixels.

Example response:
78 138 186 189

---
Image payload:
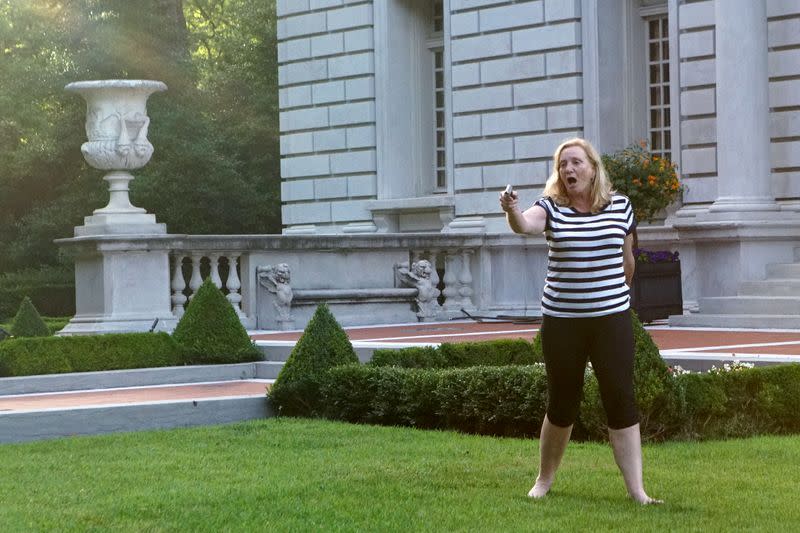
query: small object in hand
504 184 514 197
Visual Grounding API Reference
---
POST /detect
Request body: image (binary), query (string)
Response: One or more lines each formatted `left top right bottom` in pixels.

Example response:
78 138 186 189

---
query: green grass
1 418 798 532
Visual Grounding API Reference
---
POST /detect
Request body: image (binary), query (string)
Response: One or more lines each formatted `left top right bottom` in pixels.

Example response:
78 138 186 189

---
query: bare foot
527 478 553 499
632 494 664 505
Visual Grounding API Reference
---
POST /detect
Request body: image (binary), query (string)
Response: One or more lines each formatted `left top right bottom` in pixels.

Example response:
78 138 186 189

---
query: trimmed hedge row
0 285 75 321
320 364 548 437
679 364 800 440
315 359 800 441
0 266 76 320
369 338 542 368
0 333 184 377
290 310 800 442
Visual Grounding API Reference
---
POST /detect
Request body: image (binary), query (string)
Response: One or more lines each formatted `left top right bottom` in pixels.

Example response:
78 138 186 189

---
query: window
430 1 446 191
645 13 671 160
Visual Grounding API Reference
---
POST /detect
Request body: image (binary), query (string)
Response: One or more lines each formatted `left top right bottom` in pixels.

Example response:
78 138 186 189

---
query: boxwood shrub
320 364 548 437
369 338 541 368
677 363 800 440
9 297 50 338
269 303 359 417
0 333 184 377
172 278 261 365
0 267 75 320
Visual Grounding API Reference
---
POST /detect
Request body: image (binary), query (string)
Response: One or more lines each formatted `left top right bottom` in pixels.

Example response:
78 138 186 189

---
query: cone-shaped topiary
10 296 50 338
269 303 358 417
172 278 261 365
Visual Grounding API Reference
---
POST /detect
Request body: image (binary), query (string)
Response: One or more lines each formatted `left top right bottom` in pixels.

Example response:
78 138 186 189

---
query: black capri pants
540 310 639 430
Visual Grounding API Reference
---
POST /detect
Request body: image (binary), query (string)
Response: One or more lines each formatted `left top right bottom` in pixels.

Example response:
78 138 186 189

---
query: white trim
373 1 390 200
667 0 681 170
443 0 454 196
581 0 600 143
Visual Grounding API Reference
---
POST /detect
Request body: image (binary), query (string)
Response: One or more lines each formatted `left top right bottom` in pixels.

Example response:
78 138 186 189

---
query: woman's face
558 145 595 198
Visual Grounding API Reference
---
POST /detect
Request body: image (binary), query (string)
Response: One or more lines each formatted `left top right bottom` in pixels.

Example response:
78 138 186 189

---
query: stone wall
449 0 582 233
277 0 377 234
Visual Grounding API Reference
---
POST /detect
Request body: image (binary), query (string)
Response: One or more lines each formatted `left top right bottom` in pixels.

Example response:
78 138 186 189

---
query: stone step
0 395 272 444
669 313 800 329
739 279 800 296
698 296 800 315
0 361 283 396
766 263 800 279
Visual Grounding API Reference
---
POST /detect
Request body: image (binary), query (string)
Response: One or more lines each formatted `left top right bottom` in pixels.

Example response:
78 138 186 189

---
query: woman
499 137 661 505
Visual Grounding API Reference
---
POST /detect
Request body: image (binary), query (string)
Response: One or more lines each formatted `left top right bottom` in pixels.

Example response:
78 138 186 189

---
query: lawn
1 418 798 532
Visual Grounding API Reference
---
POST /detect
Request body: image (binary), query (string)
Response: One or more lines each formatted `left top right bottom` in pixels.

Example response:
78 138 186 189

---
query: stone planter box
630 261 683 323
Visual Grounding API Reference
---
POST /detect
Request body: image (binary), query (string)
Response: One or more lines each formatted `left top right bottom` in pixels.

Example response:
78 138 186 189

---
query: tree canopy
0 0 280 273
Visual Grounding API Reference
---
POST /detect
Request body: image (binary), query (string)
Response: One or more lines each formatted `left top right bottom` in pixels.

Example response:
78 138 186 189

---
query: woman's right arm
499 193 547 235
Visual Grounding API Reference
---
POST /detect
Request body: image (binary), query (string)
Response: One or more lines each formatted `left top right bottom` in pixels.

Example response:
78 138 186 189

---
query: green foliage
0 266 74 319
0 0 280 274
269 304 358 417
369 339 542 368
9 297 50 338
579 311 683 442
601 141 683 224
0 333 183 377
676 363 800 440
172 278 260 365
321 364 548 437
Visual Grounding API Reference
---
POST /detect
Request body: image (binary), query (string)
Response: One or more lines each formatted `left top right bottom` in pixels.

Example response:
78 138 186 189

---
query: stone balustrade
56 227 679 334
162 233 548 331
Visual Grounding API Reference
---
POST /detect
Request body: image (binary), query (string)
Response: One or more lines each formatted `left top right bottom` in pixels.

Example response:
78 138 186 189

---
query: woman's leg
529 414 573 498
589 311 662 504
531 315 588 498
608 423 662 504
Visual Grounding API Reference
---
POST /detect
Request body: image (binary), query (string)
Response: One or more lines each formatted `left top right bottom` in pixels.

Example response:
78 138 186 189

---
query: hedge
369 338 542 368
269 303 359 417
0 267 75 320
172 278 261 365
316 359 800 441
320 364 548 437
9 297 50 338
0 333 185 377
677 364 800 440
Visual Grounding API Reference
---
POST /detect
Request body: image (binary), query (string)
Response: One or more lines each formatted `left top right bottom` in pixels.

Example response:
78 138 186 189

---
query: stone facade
275 0 800 328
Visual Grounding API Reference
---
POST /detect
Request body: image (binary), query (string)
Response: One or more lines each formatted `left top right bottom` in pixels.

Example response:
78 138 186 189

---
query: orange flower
648 175 657 185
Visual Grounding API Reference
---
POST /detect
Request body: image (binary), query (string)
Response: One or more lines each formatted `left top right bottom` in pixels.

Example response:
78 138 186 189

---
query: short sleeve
534 197 551 231
624 197 637 235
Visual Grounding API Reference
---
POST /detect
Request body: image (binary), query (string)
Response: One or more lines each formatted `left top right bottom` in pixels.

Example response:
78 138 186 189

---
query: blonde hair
541 137 613 213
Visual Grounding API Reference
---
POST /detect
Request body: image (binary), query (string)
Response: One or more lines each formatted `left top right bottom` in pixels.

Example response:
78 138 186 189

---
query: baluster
171 255 187 317
458 249 475 309
225 253 243 316
428 250 440 289
442 250 460 312
209 253 222 288
188 253 203 301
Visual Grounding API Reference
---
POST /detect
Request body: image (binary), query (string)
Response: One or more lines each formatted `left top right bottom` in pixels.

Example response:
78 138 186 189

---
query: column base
58 315 177 336
75 213 166 237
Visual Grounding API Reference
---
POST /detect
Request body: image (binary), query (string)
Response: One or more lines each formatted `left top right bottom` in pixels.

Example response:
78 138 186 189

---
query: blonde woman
499 137 661 505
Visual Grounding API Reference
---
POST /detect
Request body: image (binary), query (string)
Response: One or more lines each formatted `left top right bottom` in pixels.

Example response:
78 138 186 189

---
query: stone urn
65 79 167 236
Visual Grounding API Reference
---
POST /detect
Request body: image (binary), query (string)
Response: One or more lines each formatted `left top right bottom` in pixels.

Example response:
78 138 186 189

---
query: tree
0 0 281 273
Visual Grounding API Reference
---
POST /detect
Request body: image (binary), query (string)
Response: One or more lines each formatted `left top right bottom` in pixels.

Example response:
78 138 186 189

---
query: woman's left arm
623 234 635 286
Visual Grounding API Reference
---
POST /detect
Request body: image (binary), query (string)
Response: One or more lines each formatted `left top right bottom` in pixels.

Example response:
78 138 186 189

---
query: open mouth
567 177 577 185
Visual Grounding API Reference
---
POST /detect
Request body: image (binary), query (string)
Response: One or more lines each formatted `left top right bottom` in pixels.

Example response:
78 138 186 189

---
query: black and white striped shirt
535 194 636 318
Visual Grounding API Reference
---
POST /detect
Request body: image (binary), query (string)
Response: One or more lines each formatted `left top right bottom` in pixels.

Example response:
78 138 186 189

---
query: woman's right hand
499 190 518 213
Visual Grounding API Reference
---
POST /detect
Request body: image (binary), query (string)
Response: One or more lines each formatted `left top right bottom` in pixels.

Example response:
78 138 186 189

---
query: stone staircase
670 256 800 329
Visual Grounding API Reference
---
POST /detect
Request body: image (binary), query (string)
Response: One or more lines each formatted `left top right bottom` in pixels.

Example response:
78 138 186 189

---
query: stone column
705 0 778 217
